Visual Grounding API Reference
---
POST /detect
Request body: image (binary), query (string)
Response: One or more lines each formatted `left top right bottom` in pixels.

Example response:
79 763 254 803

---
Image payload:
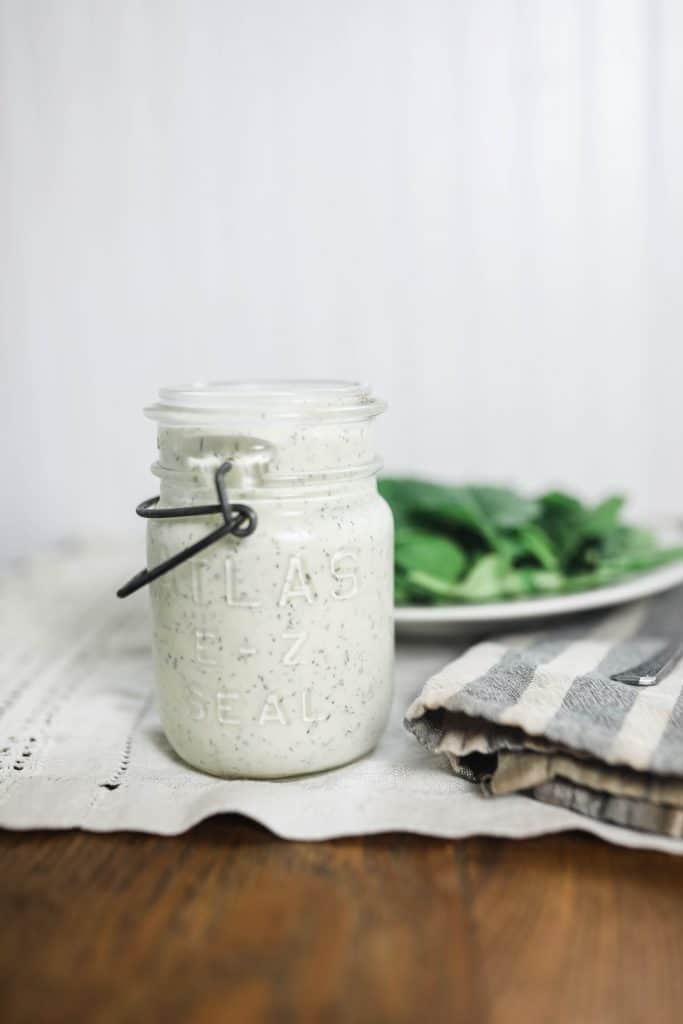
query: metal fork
610 639 683 687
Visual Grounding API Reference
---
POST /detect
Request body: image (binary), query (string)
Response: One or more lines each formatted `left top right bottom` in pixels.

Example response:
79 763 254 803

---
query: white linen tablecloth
1 540 681 853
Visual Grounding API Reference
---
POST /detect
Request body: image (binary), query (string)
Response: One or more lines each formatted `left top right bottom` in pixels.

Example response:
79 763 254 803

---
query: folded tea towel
405 588 683 837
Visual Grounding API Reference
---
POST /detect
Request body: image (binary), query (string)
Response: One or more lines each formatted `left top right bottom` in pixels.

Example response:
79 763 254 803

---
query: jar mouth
146 379 386 424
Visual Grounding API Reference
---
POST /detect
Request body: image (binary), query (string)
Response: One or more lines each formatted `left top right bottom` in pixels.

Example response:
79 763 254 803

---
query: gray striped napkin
405 588 683 837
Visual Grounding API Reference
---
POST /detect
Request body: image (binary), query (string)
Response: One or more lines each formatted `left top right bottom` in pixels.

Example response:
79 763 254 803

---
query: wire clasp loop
117 460 257 598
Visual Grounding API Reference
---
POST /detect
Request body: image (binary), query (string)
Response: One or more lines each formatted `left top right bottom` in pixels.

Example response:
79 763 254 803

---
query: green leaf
455 554 509 601
395 526 467 583
412 487 502 549
393 571 413 605
408 554 508 603
499 567 565 599
466 486 539 530
580 495 626 539
511 522 560 571
537 490 586 566
380 479 538 550
599 524 657 562
404 572 459 602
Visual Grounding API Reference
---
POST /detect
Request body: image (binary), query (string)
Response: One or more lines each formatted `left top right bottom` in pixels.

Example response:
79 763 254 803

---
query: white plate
395 550 683 638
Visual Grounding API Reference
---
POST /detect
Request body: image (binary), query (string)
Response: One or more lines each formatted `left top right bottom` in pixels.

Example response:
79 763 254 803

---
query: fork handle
610 640 683 687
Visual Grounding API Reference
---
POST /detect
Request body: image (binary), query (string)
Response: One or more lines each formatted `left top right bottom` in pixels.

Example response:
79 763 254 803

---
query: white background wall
2 0 682 558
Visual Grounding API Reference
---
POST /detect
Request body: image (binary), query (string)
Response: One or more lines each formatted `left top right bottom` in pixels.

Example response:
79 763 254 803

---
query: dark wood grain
0 821 681 1024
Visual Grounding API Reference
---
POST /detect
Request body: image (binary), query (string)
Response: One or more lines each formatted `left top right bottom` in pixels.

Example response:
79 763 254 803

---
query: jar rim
145 379 386 424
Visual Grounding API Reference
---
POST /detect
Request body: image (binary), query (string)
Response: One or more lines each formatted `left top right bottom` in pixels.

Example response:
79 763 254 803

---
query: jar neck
157 466 380 508
154 416 381 490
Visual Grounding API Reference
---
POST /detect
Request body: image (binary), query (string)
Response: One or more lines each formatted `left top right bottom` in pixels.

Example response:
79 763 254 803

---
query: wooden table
1 820 681 1024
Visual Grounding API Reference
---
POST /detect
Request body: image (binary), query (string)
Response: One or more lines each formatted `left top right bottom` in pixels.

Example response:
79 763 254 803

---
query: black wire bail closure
117 460 257 599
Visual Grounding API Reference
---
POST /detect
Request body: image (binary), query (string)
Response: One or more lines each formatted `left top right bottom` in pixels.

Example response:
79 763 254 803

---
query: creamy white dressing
144 382 394 778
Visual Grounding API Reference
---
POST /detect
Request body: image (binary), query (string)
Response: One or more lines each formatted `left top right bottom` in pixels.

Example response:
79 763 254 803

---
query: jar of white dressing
127 380 394 778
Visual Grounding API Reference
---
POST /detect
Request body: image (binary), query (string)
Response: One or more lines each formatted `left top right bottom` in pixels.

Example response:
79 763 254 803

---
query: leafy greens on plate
378 478 683 606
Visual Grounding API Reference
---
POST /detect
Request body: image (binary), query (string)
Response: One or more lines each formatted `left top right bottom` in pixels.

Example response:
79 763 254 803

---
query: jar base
163 729 384 780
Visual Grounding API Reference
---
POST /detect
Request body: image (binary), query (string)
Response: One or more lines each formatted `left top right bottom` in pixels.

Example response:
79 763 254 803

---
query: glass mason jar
142 380 394 778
